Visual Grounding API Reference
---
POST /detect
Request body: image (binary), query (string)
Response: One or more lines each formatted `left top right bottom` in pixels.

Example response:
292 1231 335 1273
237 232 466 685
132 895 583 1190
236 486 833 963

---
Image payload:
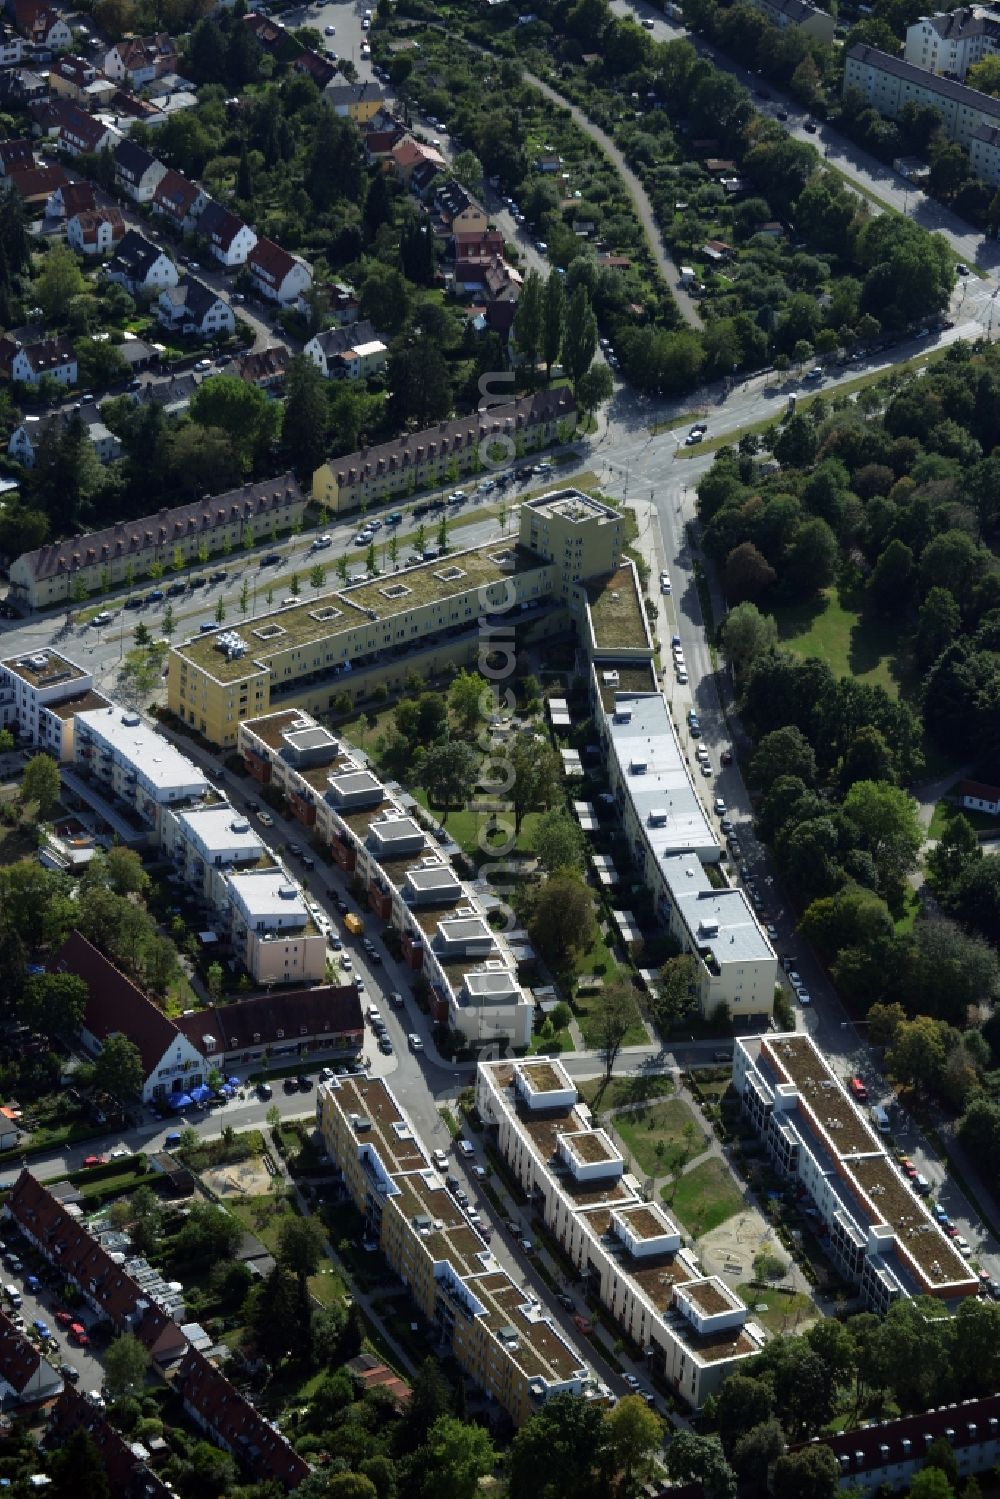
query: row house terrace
475 1057 764 1409
176 1347 310 1489
5 1171 188 1364
46 1385 176 1499
734 1034 979 1312
237 710 533 1046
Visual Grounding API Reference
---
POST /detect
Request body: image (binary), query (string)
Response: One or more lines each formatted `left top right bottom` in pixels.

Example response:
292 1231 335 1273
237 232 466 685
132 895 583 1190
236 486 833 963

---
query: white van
871 1104 890 1133
5 1285 21 1308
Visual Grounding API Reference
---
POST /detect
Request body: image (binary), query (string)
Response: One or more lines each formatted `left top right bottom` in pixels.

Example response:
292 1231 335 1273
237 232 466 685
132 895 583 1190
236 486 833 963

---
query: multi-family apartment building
168 488 621 747
8 475 305 608
224 867 327 986
237 710 534 1045
904 7 1000 78
312 389 577 512
593 678 776 1022
733 1033 980 1312
0 649 109 759
317 1070 595 1423
71 703 210 839
844 43 1000 175
476 1057 765 1408
58 927 362 1095
791 1394 1000 1496
748 0 835 40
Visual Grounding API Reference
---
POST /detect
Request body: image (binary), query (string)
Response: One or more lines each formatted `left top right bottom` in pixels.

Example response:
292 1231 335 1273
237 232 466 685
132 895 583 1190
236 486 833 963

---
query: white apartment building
237 710 534 1047
0 650 109 760
844 43 1000 157
596 683 776 1022
476 1057 765 1409
72 706 210 836
904 7 1000 78
160 801 267 907
225 868 327 987
733 1034 980 1313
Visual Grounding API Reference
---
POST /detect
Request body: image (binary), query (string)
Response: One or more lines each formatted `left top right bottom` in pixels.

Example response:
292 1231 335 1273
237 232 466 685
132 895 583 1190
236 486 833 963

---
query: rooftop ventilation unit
278 884 299 900
215 630 248 660
602 670 620 685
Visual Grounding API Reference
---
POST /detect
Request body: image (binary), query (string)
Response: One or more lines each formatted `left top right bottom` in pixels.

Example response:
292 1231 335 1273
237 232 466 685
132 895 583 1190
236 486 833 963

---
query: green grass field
736 1284 816 1336
663 1156 744 1237
611 1098 705 1179
774 587 908 696
579 1074 675 1111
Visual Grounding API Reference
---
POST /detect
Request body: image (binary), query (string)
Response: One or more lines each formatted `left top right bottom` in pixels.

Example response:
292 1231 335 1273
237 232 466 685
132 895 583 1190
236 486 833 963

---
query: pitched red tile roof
0 1307 55 1399
54 180 97 215
53 930 181 1078
152 167 201 221
47 1386 174 1498
174 983 362 1056
957 779 1000 804
6 1172 187 1363
790 1394 1000 1482
247 236 300 288
19 473 302 582
69 207 126 247
177 1347 311 1489
0 137 33 172
5 161 68 202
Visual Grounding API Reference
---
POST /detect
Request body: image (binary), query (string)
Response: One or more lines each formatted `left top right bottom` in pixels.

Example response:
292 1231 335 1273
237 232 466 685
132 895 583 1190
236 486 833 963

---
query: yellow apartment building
9 476 305 610
316 1072 595 1423
311 389 577 513
166 491 624 748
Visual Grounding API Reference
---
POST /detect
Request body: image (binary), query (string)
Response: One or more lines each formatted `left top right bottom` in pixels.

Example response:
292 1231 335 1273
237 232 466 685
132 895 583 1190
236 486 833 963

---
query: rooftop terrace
176 545 548 685
242 710 314 752
331 1074 427 1175
764 1035 878 1158
3 650 88 689
586 564 649 652
847 1154 973 1287
597 663 658 711
472 1272 586 1384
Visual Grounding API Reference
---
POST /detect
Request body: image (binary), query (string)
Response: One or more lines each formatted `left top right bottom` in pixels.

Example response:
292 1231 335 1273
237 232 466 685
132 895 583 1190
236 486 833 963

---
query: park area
611 1098 707 1180
663 1156 745 1238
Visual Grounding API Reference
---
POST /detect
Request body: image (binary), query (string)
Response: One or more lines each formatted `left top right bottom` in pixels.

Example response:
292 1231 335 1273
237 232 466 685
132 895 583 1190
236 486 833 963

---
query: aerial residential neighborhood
0 0 997 1493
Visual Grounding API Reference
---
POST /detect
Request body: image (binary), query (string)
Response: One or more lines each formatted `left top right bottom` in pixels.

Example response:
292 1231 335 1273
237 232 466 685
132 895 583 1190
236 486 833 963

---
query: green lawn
928 783 1000 839
611 1098 705 1179
579 1074 675 1111
894 887 920 936
229 1194 348 1309
773 587 908 697
736 1284 816 1336
663 1156 744 1237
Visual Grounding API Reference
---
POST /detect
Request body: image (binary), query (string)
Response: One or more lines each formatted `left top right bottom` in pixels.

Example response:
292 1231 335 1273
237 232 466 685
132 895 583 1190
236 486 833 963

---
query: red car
69 1323 89 1346
899 1158 917 1179
55 1311 73 1327
83 1155 107 1168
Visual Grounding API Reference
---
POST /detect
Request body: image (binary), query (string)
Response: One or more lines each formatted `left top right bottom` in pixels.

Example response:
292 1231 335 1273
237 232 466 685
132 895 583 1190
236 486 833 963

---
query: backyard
663 1156 745 1238
610 1097 707 1179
